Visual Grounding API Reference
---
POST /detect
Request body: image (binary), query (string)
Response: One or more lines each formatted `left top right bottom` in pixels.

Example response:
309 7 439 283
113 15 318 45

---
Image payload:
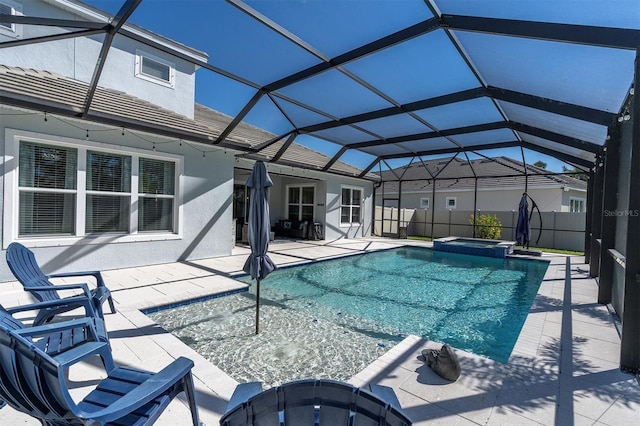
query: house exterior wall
377 187 578 213
0 0 375 283
0 106 234 282
234 160 374 241
561 188 587 212
325 176 373 240
374 206 586 251
0 0 201 118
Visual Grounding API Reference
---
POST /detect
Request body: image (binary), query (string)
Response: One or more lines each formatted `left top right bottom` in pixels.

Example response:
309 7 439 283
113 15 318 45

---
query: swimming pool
148 246 548 386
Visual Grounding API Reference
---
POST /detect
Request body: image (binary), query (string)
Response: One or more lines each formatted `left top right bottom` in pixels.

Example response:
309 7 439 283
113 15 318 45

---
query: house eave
40 0 209 63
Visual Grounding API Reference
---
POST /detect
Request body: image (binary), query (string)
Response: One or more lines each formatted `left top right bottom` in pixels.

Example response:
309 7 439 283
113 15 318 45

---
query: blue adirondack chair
0 304 114 417
0 302 111 353
0 309 200 425
6 242 115 325
221 379 412 425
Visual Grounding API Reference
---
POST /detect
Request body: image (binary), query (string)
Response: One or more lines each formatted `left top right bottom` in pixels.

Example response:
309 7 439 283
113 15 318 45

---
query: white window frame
570 197 585 213
135 49 175 88
0 1 23 38
3 129 183 248
446 196 457 209
419 197 430 209
285 184 315 221
340 185 363 226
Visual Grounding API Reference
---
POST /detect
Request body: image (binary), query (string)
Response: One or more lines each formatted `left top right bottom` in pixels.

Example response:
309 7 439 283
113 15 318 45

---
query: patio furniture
0 311 200 425
6 242 115 325
221 378 412 425
0 300 110 350
273 220 308 239
0 304 114 414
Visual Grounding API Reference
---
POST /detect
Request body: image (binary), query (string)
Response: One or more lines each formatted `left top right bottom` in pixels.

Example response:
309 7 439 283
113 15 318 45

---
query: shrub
470 214 502 239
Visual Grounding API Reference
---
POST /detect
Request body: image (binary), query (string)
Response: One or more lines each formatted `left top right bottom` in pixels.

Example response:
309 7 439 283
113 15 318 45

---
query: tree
533 160 547 169
562 166 588 181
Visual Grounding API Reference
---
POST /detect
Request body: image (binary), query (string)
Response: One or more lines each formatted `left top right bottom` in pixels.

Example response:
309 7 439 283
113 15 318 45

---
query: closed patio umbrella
242 161 276 334
516 193 531 248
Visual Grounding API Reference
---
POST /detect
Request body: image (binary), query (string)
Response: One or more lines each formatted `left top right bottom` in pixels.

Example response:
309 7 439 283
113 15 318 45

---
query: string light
35 111 219 156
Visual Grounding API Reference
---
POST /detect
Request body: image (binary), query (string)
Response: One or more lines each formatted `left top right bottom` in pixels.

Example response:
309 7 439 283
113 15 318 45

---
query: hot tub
433 237 515 258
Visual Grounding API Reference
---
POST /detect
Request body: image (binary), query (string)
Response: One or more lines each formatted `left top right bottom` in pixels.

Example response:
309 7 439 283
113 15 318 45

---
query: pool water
148 246 548 386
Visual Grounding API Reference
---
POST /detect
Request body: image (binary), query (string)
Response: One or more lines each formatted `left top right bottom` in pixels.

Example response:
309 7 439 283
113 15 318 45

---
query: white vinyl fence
374 206 586 252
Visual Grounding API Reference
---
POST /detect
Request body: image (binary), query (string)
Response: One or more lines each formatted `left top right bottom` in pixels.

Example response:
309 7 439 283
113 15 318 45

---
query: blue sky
82 0 638 173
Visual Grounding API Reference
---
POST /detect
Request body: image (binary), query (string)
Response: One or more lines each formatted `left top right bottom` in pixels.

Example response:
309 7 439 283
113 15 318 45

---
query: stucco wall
324 176 373 240
0 106 233 281
374 206 586 251
376 187 576 213
0 0 198 118
233 161 373 241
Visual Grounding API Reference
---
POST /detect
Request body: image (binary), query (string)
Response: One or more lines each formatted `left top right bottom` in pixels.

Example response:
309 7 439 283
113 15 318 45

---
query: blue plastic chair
0 311 200 425
221 379 412 426
0 302 111 356
0 304 114 416
6 242 115 325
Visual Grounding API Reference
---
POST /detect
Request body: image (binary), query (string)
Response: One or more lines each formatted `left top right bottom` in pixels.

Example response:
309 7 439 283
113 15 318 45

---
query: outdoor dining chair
0 310 200 425
221 378 412 425
6 242 115 325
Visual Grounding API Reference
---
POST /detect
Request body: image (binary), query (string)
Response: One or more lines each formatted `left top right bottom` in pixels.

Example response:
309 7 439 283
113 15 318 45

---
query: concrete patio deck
1 237 638 425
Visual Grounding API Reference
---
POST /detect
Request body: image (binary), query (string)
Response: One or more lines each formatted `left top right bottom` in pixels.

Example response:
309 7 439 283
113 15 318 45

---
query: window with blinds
341 187 362 225
15 140 178 239
18 142 77 236
138 158 175 231
86 151 132 233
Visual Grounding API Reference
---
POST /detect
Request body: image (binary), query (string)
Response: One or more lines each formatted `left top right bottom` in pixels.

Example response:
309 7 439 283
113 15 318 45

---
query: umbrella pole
255 278 260 334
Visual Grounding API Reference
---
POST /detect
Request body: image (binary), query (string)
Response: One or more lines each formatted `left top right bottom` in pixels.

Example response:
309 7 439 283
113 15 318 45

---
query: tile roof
376 156 587 192
0 65 369 179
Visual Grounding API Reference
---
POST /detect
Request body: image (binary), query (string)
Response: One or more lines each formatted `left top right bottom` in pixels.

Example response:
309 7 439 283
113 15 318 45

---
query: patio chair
6 242 115 325
0 302 111 356
221 378 412 426
0 311 200 425
0 304 114 415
